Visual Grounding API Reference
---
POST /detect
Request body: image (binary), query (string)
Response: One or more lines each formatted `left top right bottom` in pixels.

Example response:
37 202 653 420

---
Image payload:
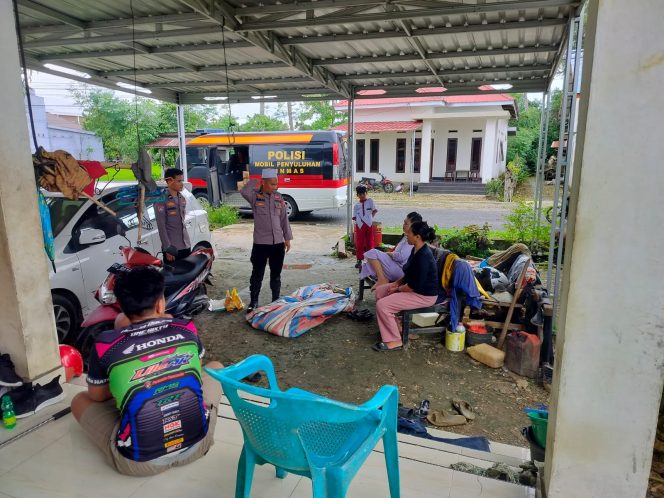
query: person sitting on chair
71 267 223 477
360 211 422 287
372 221 439 352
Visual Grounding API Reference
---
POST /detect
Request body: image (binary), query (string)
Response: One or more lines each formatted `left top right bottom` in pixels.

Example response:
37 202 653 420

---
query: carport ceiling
17 0 581 103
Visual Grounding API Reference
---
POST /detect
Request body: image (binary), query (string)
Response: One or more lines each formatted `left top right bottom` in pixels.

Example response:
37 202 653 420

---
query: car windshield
46 197 86 236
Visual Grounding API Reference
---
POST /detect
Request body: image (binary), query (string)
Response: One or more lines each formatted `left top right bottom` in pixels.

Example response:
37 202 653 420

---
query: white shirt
353 198 376 229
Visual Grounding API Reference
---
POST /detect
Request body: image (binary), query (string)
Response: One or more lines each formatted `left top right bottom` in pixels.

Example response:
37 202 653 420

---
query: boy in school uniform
352 185 378 269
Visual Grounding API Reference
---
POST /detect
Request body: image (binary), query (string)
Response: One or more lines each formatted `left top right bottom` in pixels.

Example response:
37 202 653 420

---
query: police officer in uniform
241 168 292 311
155 168 191 262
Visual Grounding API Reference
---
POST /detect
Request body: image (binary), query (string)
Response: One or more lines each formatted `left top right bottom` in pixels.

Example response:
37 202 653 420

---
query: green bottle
2 395 16 429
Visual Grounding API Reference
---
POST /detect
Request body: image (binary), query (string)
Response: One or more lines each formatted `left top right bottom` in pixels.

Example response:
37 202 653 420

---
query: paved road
295 205 510 230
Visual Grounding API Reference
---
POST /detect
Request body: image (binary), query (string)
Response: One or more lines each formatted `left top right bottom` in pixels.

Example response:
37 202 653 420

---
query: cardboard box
412 312 442 328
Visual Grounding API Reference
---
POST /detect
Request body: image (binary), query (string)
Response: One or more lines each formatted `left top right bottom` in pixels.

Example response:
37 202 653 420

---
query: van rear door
248 143 326 188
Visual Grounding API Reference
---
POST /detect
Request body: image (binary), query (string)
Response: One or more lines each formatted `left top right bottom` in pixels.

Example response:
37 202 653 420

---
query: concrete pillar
419 120 432 183
481 118 497 181
544 1 664 497
0 1 61 380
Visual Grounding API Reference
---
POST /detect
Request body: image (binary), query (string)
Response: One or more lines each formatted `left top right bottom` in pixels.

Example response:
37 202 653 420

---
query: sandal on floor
372 342 403 352
452 399 476 420
426 410 467 427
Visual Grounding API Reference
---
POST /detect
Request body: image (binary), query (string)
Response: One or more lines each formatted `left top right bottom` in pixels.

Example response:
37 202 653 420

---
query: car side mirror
77 228 106 245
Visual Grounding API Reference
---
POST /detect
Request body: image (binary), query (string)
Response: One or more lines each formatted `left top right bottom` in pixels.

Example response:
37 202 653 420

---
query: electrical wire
12 0 39 153
220 18 236 144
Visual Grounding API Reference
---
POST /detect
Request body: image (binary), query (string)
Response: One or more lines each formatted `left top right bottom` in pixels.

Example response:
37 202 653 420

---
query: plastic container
372 222 383 246
445 324 466 352
522 426 545 461
465 321 493 346
525 408 549 448
505 331 541 378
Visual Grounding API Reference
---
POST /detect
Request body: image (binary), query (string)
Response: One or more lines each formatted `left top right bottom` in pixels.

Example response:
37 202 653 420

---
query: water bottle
2 395 16 429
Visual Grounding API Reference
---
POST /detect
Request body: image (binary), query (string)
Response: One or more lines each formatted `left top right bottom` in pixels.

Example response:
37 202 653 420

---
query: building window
446 138 458 172
370 139 380 172
414 138 421 173
356 139 365 172
395 138 406 173
429 139 435 180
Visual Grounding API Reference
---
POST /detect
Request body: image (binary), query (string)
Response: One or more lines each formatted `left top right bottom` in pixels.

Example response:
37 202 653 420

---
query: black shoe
354 261 362 269
242 372 262 383
11 375 64 419
0 354 23 387
246 302 258 313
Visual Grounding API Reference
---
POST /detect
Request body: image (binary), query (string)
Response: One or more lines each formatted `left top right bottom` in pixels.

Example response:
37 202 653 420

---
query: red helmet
59 345 84 382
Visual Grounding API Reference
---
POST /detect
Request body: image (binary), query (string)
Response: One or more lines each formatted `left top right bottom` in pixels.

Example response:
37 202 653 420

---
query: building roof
46 113 83 130
335 93 514 108
331 121 423 133
15 0 580 104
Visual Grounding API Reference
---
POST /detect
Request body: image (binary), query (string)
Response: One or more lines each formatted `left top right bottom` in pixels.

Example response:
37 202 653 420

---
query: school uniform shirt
155 192 190 252
402 244 438 296
241 180 293 245
352 198 376 229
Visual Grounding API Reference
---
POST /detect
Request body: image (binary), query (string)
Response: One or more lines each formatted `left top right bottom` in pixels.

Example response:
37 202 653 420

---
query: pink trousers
375 284 438 344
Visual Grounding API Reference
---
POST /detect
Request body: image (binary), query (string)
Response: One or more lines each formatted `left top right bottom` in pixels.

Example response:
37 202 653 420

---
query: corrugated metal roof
16 0 580 104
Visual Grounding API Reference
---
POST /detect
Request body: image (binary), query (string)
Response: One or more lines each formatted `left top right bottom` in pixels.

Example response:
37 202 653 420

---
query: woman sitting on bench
373 221 438 352
360 211 422 286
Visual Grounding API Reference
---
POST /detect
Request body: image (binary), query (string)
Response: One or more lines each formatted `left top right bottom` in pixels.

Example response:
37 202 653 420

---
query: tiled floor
0 383 535 498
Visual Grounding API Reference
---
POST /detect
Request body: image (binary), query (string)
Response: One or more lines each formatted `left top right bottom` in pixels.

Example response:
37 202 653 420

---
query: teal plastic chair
205 355 400 498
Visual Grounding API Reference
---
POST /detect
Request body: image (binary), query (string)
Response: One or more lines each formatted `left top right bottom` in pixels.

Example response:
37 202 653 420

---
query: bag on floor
246 283 354 338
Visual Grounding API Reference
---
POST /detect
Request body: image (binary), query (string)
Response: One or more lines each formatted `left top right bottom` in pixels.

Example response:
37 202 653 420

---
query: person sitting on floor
372 221 439 352
71 267 223 477
360 211 422 287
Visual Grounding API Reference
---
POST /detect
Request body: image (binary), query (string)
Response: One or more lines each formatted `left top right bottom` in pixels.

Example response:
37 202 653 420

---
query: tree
297 101 347 130
240 114 288 131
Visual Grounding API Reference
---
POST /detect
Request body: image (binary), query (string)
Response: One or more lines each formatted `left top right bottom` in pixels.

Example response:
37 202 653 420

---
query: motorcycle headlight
99 281 117 305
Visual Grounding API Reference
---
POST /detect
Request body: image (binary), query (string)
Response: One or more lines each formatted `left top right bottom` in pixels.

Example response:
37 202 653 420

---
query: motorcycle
358 172 395 193
75 245 214 363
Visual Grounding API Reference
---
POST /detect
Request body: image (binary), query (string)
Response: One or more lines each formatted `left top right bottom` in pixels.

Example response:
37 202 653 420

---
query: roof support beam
102 61 290 77
20 12 205 35
144 76 314 88
23 26 225 49
335 64 551 81
240 0 578 31
239 0 576 16
285 18 567 45
315 45 557 66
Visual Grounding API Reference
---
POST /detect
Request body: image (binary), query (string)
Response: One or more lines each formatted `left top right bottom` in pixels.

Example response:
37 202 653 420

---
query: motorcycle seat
162 253 209 293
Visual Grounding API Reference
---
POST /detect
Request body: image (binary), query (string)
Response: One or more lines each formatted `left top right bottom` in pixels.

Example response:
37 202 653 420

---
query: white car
46 184 212 343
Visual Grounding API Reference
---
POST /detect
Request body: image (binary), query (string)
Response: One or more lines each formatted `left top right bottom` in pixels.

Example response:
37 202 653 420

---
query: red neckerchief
360 198 367 215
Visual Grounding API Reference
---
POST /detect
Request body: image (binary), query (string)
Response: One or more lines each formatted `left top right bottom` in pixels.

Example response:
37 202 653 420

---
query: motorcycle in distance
75 244 214 365
358 172 395 193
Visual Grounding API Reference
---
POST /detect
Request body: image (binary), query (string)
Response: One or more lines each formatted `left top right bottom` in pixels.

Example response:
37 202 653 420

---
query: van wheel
282 195 299 220
194 191 209 203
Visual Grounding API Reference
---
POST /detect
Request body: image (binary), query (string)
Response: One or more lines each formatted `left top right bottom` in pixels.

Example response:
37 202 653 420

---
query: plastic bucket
526 410 549 448
445 328 465 352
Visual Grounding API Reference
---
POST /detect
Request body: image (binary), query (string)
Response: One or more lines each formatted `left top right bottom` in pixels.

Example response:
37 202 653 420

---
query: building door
470 137 482 171
446 138 458 172
429 139 435 181
395 138 406 173
414 138 421 173
356 139 365 172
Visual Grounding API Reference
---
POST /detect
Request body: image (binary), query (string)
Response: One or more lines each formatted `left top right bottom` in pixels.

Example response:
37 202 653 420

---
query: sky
28 70 261 120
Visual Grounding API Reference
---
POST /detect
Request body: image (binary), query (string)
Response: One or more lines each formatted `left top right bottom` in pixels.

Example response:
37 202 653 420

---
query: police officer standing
241 168 292 311
155 168 191 262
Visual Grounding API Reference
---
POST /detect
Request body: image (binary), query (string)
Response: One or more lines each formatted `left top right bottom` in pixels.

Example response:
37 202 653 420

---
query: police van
185 130 349 220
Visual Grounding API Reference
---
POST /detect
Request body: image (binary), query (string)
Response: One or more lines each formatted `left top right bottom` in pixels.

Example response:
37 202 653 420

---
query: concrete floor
0 381 537 498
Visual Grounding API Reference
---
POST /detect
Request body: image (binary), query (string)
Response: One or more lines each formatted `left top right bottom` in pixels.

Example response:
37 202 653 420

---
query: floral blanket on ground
246 283 355 338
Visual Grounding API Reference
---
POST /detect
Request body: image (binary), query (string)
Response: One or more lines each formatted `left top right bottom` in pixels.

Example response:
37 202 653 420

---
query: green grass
207 204 239 229
98 165 162 182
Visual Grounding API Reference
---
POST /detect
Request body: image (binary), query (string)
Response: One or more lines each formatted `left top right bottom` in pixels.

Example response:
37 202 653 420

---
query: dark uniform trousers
250 243 286 303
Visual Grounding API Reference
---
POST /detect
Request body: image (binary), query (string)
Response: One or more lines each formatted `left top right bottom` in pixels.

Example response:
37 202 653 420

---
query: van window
249 143 328 177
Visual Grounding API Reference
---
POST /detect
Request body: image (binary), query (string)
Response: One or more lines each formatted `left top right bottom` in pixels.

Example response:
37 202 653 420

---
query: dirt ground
196 222 549 447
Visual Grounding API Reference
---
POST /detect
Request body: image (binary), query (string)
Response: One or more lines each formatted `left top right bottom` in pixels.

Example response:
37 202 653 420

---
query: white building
333 93 516 185
26 90 104 160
